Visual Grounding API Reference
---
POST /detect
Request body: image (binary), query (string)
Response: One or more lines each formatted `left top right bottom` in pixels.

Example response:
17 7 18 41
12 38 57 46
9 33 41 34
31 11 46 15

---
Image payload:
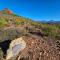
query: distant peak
0 8 13 15
4 8 9 10
3 8 11 11
3 8 13 14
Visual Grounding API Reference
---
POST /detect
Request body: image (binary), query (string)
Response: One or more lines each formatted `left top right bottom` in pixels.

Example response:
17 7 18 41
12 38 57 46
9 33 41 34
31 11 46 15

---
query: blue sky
0 0 60 21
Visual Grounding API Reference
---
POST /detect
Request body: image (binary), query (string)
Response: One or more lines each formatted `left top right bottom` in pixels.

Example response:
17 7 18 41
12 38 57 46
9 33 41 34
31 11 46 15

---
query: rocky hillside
0 8 60 60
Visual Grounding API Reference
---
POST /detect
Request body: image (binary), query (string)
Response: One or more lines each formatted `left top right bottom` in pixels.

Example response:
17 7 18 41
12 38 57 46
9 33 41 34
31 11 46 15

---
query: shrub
42 24 59 37
0 18 7 27
0 48 3 60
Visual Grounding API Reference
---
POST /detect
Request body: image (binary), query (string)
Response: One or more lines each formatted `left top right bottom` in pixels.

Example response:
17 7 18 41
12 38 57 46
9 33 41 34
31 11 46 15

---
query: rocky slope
5 35 60 60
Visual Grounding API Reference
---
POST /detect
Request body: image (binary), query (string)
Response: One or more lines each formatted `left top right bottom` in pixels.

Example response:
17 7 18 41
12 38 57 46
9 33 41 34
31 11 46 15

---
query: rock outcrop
6 37 26 60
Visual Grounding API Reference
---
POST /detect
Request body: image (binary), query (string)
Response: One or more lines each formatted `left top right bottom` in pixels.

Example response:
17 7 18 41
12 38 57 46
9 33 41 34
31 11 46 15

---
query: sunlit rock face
6 37 26 60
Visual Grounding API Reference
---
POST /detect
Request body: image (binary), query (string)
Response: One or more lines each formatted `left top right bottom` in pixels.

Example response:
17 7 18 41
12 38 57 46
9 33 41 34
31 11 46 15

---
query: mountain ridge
0 8 60 60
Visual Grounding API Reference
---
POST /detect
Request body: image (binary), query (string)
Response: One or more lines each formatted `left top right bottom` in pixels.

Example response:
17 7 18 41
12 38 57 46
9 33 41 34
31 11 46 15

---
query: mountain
0 8 13 15
39 20 60 25
0 8 60 60
47 20 60 24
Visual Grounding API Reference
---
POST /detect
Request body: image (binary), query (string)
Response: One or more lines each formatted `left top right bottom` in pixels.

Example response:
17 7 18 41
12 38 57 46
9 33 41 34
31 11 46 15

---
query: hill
0 8 60 60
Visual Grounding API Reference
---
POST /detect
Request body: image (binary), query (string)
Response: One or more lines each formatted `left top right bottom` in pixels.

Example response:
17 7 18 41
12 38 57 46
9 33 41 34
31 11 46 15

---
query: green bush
42 24 59 37
0 48 3 60
0 18 7 27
